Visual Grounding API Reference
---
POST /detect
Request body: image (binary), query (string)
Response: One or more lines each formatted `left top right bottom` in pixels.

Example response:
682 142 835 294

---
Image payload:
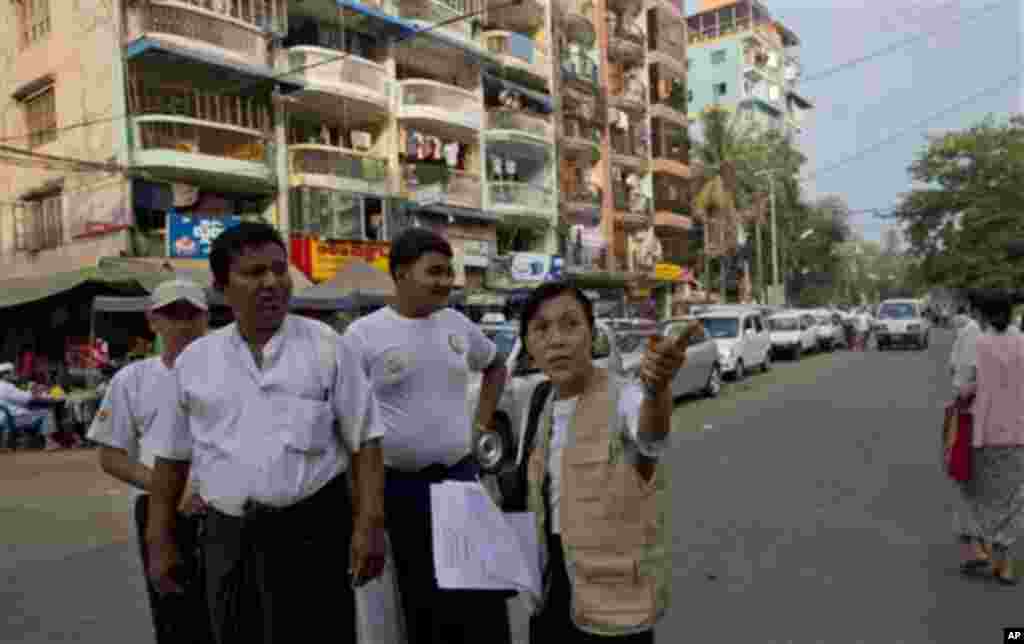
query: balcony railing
397 80 482 132
560 53 600 86
607 23 645 62
290 146 391 194
286 47 391 106
610 82 647 110
397 0 474 39
487 182 555 212
558 0 596 44
561 119 602 154
401 164 482 209
134 116 273 166
486 109 553 140
125 0 271 65
610 129 647 160
562 185 602 211
688 17 777 46
483 32 551 83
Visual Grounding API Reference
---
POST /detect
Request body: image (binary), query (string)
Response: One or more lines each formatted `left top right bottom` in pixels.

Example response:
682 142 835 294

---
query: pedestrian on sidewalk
516 282 694 643
86 279 214 644
144 222 387 644
344 228 511 644
955 290 1024 586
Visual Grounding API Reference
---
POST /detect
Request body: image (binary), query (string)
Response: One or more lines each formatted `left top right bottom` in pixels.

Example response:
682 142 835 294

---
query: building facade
685 0 811 136
0 0 696 304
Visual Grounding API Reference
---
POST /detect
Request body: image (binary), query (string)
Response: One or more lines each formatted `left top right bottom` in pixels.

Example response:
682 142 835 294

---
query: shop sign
69 179 131 239
485 253 555 290
309 239 390 283
654 263 684 282
167 211 241 258
451 239 492 287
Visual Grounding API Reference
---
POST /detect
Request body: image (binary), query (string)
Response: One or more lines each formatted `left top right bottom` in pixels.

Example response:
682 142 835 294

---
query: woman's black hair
209 221 288 288
388 227 453 281
519 281 595 344
969 289 1014 332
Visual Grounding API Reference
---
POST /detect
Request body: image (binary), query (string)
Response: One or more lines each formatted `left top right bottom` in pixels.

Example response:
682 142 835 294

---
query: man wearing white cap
87 278 214 644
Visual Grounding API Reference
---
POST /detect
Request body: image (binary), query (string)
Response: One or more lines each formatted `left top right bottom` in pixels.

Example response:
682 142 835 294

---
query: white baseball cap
149 279 208 312
0 363 13 376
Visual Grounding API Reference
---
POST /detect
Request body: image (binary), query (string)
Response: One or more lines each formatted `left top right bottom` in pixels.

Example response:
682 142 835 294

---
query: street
2 327 1020 643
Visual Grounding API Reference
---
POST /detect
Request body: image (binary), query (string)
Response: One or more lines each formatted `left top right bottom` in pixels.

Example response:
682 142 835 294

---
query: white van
696 308 772 380
874 299 931 350
765 311 818 360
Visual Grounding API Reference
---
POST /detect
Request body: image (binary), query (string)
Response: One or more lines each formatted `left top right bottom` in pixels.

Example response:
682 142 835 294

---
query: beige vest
526 369 671 636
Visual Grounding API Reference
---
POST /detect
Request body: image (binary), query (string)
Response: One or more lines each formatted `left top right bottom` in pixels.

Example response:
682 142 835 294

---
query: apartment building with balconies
685 0 812 136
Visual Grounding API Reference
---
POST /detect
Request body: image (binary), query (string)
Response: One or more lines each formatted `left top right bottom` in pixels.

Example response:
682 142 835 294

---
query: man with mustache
145 222 386 644
344 227 510 644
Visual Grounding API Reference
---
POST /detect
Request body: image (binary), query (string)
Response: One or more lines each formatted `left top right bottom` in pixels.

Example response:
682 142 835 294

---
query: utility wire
802 0 1014 83
0 0 520 146
802 72 1019 182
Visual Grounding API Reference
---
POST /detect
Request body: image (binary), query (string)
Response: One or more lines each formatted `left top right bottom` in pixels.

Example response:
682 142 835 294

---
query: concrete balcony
289 146 391 196
483 32 551 85
486 109 554 143
560 53 601 88
397 80 482 142
556 0 597 45
484 0 546 34
561 184 602 218
131 115 274 193
609 83 647 114
123 0 271 68
401 164 483 209
397 0 474 40
560 119 602 157
283 47 391 118
613 186 651 227
486 182 556 226
647 50 686 77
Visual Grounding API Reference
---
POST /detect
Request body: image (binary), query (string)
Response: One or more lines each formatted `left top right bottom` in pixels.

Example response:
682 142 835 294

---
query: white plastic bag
356 534 407 644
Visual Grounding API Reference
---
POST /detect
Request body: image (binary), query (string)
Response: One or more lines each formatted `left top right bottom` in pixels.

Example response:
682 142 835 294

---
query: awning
482 73 554 113
124 37 304 95
106 257 314 291
0 264 156 309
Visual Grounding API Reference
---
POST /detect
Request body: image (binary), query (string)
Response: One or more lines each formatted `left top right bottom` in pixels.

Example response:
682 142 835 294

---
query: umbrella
297 259 395 307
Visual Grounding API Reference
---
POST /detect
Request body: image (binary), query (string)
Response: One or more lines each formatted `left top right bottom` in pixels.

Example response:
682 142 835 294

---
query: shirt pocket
373 348 414 390
273 396 335 455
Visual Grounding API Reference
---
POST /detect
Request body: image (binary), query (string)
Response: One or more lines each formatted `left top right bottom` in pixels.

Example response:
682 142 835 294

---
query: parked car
695 308 772 381
765 311 818 359
469 319 621 474
657 317 723 398
808 309 843 351
874 299 932 350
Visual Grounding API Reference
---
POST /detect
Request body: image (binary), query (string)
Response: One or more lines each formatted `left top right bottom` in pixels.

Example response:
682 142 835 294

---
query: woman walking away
957 290 1024 585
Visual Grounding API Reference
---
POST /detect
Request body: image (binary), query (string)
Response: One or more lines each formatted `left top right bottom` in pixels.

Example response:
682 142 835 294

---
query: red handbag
944 401 974 482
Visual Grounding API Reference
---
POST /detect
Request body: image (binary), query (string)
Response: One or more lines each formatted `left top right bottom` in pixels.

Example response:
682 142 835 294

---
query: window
714 82 728 97
15 192 63 251
710 50 726 64
16 0 51 49
688 89 694 103
23 85 56 148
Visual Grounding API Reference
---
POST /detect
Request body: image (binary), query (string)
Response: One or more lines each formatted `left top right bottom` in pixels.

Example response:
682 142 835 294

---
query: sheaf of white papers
430 480 542 597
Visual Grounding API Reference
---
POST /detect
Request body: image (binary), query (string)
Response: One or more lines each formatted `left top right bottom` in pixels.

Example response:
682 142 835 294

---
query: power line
802 0 1014 83
0 0 520 146
802 72 1019 182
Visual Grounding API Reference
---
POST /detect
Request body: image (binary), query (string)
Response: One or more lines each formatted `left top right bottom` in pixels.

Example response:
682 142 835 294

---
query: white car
765 311 818 360
696 308 772 381
657 317 724 398
874 299 932 350
808 309 843 351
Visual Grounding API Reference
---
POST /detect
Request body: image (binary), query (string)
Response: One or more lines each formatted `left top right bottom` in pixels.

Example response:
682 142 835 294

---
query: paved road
2 330 1020 643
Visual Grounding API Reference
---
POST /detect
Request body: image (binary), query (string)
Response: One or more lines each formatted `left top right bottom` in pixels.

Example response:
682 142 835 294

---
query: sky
758 0 1021 243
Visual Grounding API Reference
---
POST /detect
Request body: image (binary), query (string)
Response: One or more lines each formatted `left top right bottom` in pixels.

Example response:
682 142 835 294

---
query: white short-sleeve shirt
344 306 498 471
146 315 383 516
86 358 174 499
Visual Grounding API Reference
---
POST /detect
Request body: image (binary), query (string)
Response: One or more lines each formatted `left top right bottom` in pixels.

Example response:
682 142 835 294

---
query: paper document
430 481 542 596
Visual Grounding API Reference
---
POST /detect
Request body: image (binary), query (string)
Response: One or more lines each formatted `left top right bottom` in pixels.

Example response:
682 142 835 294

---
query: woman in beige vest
517 282 697 642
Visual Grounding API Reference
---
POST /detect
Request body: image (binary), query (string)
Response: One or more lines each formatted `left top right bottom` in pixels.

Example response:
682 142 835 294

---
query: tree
890 114 1024 290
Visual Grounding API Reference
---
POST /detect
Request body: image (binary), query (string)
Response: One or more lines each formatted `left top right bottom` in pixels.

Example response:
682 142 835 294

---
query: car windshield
615 330 657 354
483 328 518 358
768 317 800 331
878 303 917 319
701 317 740 339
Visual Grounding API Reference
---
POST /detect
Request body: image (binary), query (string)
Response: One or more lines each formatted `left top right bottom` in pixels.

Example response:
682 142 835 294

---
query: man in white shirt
0 364 61 450
344 228 509 644
853 309 871 351
950 306 982 397
144 223 387 644
86 279 214 644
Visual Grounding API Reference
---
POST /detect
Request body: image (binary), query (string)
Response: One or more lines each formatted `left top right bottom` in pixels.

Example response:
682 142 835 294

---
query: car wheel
761 349 772 372
703 364 722 398
475 414 513 474
733 360 746 382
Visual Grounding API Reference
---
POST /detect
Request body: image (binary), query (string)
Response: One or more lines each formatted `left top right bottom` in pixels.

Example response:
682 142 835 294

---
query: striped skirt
960 446 1024 550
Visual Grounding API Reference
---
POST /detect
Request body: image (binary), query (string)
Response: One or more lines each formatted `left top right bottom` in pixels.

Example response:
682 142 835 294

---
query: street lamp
755 169 780 304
